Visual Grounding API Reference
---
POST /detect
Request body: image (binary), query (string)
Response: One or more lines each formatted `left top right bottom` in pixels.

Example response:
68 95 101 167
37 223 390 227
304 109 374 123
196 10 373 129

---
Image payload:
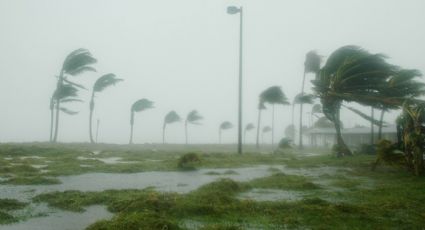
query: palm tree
256 102 266 149
312 45 396 156
293 93 314 148
262 126 272 144
129 99 154 144
311 104 322 125
259 86 290 147
299 51 321 148
219 121 233 144
185 110 203 144
89 74 123 143
163 111 181 144
49 84 82 142
52 48 97 142
244 123 255 144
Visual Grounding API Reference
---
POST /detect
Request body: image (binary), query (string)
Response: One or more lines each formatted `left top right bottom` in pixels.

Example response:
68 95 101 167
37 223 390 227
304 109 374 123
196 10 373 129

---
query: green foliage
259 86 289 106
186 110 203 125
244 123 255 132
248 173 320 190
61 48 97 76
131 99 154 112
177 152 201 170
93 73 123 93
293 93 314 104
304 51 321 74
0 199 27 211
313 117 336 128
220 121 233 130
357 144 376 155
164 111 181 124
1 176 60 185
278 138 292 149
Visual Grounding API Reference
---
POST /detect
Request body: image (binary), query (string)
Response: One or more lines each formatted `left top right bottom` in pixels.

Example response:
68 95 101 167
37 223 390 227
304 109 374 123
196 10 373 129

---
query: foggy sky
0 0 424 144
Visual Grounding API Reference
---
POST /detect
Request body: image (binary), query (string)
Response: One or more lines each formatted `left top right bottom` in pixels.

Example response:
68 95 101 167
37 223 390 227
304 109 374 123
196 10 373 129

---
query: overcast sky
0 0 424 144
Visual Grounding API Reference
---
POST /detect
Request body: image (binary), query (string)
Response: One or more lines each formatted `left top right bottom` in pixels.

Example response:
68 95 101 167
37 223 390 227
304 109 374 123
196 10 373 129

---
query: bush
278 138 292 149
177 153 201 170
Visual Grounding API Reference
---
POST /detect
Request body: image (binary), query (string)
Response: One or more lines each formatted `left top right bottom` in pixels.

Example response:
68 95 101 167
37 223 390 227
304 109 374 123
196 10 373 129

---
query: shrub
178 153 201 170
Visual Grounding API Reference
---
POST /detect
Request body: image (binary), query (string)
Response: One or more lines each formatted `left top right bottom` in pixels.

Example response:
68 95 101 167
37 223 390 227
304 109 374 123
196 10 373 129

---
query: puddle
238 189 304 201
0 166 272 201
19 156 45 160
2 205 112 230
77 156 136 164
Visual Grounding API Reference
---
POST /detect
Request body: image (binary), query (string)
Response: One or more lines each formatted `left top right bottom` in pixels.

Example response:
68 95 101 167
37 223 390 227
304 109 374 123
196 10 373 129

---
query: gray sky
0 0 424 144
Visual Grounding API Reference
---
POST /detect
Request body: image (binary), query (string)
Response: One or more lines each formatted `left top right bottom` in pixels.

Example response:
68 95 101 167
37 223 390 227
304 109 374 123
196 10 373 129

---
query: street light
227 5 243 154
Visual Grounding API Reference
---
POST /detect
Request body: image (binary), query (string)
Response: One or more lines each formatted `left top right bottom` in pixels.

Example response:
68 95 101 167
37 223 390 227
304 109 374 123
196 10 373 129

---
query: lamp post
227 6 243 154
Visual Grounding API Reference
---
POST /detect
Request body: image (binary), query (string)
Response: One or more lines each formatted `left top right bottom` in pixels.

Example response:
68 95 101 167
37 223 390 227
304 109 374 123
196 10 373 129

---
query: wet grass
0 199 28 224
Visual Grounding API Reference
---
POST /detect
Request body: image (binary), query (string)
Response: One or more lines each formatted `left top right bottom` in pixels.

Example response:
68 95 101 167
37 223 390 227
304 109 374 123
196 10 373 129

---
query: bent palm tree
129 99 154 144
312 45 396 156
52 48 97 142
293 93 314 147
163 111 181 144
185 110 203 144
89 73 123 143
244 123 255 144
260 86 290 147
262 126 272 144
256 102 266 149
219 121 233 144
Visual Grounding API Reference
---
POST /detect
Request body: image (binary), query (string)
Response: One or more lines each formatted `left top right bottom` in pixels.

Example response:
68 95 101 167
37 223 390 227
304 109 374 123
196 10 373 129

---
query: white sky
0 0 424 144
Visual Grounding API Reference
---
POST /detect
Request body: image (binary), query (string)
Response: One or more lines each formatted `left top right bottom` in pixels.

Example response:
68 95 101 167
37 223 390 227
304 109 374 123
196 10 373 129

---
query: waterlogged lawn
0 143 425 229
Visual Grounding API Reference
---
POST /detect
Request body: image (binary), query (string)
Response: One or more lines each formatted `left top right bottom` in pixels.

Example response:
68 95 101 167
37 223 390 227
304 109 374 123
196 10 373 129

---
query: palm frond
59 107 79 115
343 105 385 127
63 79 87 90
60 98 83 103
93 73 123 92
260 86 290 105
311 104 322 114
304 50 321 73
245 123 255 131
62 48 97 76
164 111 181 124
53 84 79 100
220 121 233 130
186 110 203 124
294 93 314 104
131 99 154 112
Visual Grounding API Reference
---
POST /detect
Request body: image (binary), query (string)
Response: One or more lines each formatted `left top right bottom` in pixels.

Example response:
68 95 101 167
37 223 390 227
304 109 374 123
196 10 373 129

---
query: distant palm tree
219 121 233 144
259 86 290 147
262 126 272 144
89 73 123 143
185 110 203 144
299 51 321 149
163 111 181 144
49 84 82 142
129 99 154 144
52 48 97 142
293 93 314 148
244 123 255 144
256 102 266 149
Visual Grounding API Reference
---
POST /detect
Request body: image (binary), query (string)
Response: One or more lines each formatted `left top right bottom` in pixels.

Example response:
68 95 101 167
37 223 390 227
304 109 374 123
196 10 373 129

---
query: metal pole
237 7 243 154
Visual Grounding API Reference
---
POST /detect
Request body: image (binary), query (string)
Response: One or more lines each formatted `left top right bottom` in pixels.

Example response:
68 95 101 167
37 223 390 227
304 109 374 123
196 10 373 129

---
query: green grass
0 199 28 224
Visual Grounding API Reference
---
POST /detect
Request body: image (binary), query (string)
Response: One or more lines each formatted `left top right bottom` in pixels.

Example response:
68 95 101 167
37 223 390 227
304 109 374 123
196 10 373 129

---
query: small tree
185 110 203 144
89 74 123 143
129 99 154 144
219 121 233 144
163 111 181 144
244 123 255 144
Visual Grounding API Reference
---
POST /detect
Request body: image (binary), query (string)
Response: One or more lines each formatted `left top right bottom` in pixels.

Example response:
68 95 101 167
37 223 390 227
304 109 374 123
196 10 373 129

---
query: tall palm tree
129 99 154 144
185 110 203 144
52 48 97 142
256 102 266 149
312 45 396 156
259 86 290 147
299 51 321 148
244 123 255 144
219 121 233 144
49 84 82 142
262 126 272 144
293 93 314 148
163 111 181 144
89 73 123 143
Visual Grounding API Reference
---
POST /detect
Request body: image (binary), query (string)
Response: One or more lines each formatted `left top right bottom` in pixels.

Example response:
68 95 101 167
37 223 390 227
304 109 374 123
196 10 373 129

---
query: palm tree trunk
371 107 375 144
89 93 95 144
378 109 385 140
185 121 188 145
49 97 55 142
271 104 275 147
95 119 100 143
129 111 134 144
163 123 166 144
52 72 64 143
256 109 262 149
334 108 352 157
299 70 307 149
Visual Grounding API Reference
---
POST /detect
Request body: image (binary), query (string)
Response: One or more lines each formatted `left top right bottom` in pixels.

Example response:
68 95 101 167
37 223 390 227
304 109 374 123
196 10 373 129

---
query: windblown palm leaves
293 93 314 147
89 74 123 143
244 123 255 144
312 46 397 156
185 110 203 144
129 99 154 144
51 48 97 142
258 86 289 147
163 111 181 144
219 121 233 144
